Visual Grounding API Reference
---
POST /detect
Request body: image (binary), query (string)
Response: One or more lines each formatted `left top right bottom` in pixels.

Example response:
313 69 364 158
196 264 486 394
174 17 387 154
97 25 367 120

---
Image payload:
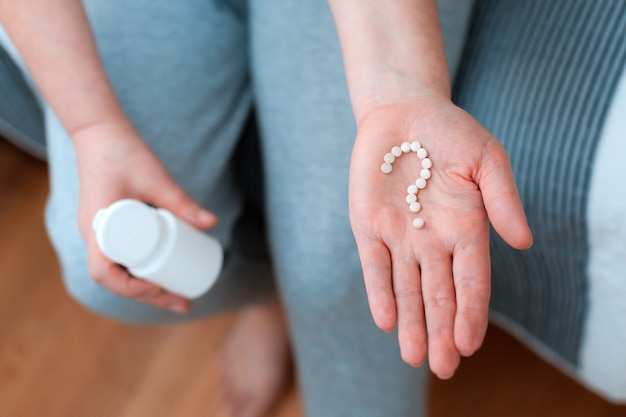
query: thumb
477 141 532 250
146 177 218 230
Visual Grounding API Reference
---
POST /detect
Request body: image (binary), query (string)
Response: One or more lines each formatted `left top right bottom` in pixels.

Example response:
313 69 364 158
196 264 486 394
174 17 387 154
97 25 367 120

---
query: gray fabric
454 0 626 366
0 44 45 158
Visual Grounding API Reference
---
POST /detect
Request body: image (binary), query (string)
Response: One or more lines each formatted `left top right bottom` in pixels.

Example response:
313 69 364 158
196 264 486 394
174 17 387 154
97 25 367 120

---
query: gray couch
0 44 45 159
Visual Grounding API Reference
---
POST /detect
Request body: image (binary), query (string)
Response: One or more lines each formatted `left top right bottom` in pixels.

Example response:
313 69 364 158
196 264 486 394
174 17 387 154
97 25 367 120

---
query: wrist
70 113 137 144
353 80 450 126
331 0 452 123
355 88 452 130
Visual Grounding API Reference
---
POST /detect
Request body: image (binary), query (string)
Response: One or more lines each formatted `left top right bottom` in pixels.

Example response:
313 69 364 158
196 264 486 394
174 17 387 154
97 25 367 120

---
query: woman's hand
72 120 217 313
349 96 532 378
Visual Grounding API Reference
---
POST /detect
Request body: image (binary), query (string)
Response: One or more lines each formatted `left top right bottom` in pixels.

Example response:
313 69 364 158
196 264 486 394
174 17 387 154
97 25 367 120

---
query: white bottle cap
92 199 161 268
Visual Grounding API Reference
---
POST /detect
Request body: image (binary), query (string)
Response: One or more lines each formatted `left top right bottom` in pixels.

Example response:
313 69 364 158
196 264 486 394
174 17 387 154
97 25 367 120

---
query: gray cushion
0 44 45 159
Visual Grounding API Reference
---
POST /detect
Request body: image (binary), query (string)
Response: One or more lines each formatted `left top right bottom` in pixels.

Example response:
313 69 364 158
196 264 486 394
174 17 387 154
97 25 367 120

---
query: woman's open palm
349 98 532 378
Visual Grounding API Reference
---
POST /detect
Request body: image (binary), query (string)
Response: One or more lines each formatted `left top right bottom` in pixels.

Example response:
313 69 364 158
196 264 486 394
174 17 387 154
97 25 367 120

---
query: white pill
417 148 428 159
413 218 425 229
410 141 421 152
406 184 418 194
384 153 396 164
416 178 427 189
409 202 421 213
401 142 411 153
406 193 417 204
381 163 393 173
420 169 431 180
422 158 432 169
391 146 403 157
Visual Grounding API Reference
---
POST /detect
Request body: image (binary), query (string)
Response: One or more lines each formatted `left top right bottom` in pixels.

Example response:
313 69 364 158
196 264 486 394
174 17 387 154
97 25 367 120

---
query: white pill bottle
92 199 223 299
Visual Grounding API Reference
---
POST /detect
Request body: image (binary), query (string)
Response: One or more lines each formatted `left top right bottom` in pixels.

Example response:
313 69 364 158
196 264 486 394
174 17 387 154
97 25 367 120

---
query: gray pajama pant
2 0 474 415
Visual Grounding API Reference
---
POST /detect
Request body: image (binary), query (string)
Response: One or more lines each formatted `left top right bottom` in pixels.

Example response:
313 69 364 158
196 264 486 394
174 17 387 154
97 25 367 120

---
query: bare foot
218 301 292 417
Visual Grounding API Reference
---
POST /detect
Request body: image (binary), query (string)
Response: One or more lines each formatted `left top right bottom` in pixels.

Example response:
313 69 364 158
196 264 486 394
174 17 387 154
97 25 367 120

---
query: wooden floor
1 136 625 417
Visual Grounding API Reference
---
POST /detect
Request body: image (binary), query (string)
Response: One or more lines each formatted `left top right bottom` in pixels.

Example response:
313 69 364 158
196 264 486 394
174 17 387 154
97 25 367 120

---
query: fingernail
197 210 216 225
169 302 188 314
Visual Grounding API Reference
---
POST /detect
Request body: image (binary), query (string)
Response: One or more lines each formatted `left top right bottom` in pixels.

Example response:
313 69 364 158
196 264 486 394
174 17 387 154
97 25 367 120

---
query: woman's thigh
5 0 275 323
250 1 473 415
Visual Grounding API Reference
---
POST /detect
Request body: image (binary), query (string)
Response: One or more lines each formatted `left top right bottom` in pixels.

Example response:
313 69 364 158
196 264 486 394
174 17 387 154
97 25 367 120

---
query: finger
477 140 533 250
355 235 397 332
143 172 218 230
452 231 490 357
392 251 427 366
420 251 460 379
87 237 190 313
133 284 191 313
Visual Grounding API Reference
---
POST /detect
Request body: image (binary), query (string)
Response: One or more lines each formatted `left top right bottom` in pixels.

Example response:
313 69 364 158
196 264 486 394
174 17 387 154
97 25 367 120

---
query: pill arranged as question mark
380 141 432 229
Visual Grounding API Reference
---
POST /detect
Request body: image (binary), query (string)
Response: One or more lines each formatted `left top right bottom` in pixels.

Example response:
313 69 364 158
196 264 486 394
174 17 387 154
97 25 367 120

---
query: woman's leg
249 1 473 415
15 0 275 323
218 299 292 417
